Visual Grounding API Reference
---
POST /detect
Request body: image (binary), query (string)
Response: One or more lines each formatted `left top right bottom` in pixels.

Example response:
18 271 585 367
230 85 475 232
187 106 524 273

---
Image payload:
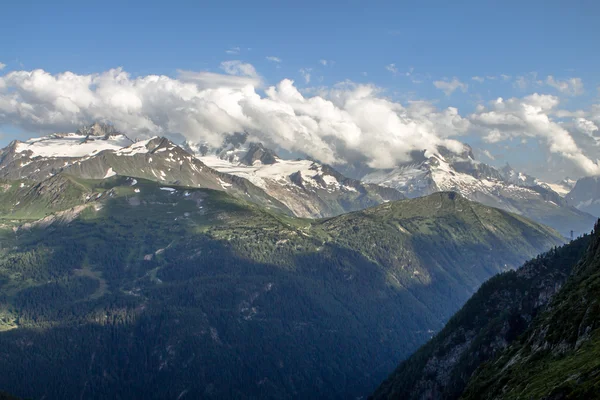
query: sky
1 0 599 181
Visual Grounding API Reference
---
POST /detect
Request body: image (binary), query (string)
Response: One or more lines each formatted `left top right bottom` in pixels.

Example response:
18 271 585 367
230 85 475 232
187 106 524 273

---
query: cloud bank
0 65 598 175
470 94 600 175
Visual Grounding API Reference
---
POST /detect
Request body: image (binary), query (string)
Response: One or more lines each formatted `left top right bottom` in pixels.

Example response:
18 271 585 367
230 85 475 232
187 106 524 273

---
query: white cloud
481 149 495 160
266 56 281 63
0 62 5 71
575 117 598 137
470 94 600 175
4 66 599 176
483 129 507 143
554 109 588 118
178 60 262 89
385 64 398 74
500 74 511 81
0 66 476 170
472 76 485 83
225 47 241 55
546 75 584 96
513 72 542 90
220 60 258 78
319 59 328 66
299 68 311 84
433 78 468 96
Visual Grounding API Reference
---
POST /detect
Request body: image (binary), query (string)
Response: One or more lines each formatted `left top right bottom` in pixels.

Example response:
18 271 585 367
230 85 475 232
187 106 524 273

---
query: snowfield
15 133 132 158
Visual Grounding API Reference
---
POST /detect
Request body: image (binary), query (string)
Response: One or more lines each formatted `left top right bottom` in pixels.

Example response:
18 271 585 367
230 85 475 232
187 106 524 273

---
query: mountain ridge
0 173 564 399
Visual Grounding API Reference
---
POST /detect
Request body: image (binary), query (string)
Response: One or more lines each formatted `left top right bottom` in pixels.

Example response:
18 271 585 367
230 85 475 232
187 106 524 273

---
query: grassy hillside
0 175 564 399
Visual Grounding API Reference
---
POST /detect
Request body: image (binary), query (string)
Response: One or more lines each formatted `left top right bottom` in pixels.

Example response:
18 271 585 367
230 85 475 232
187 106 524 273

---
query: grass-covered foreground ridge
0 174 563 399
371 221 600 400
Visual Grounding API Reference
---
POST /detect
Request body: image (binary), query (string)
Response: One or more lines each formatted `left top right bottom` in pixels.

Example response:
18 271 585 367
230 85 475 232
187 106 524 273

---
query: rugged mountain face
0 127 295 215
196 136 405 218
461 223 600 400
370 234 591 400
362 147 595 238
0 174 563 399
566 176 600 217
1 125 404 219
372 221 600 400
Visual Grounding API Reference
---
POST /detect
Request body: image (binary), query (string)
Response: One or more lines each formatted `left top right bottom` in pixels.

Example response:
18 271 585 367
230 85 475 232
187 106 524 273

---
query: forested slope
0 175 563 399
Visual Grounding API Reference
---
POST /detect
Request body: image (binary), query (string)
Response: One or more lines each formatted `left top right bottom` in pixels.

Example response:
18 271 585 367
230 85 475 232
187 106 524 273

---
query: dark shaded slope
370 234 591 400
462 223 600 399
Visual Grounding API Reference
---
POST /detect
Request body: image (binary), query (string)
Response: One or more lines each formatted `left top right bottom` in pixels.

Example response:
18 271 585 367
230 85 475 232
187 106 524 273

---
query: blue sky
1 0 599 180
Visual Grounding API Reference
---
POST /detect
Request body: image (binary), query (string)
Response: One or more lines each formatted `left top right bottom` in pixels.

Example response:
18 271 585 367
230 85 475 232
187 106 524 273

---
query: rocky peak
76 122 121 138
240 143 278 166
437 143 475 161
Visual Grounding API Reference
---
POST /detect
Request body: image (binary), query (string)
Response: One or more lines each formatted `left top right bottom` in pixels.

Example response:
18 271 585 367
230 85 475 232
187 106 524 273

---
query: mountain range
0 124 566 398
360 145 595 238
2 123 596 238
0 123 599 399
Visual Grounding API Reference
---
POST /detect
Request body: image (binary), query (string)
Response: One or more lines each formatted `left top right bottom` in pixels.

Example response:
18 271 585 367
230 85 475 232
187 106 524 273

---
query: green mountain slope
0 175 564 399
371 223 600 400
370 235 591 400
461 223 600 399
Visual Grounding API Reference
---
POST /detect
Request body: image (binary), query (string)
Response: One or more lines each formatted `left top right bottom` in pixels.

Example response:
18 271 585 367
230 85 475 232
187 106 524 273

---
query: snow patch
15 133 131 158
103 167 117 178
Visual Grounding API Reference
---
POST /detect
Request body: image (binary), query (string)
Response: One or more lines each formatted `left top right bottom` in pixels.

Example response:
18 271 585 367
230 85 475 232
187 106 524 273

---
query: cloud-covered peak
1 65 599 178
0 65 474 170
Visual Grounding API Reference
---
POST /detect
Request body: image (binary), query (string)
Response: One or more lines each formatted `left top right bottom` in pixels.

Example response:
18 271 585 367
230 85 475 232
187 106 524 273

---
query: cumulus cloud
319 59 335 66
546 75 584 96
0 66 476 169
0 62 5 71
433 78 468 96
575 117 598 135
266 56 281 63
3 66 599 176
470 94 600 175
472 76 485 83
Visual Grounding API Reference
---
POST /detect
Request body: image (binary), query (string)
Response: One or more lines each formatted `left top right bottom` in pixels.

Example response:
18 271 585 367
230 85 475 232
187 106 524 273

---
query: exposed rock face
76 122 123 138
239 143 278 165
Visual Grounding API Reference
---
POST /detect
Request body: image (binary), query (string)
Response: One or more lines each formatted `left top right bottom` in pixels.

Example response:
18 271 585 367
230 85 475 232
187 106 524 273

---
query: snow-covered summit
14 132 133 158
361 147 594 237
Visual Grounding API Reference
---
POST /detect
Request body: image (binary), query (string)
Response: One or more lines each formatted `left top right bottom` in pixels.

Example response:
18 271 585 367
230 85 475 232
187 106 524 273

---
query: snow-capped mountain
361 146 595 237
544 178 576 197
0 124 291 213
195 138 404 218
1 124 403 219
566 176 600 217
